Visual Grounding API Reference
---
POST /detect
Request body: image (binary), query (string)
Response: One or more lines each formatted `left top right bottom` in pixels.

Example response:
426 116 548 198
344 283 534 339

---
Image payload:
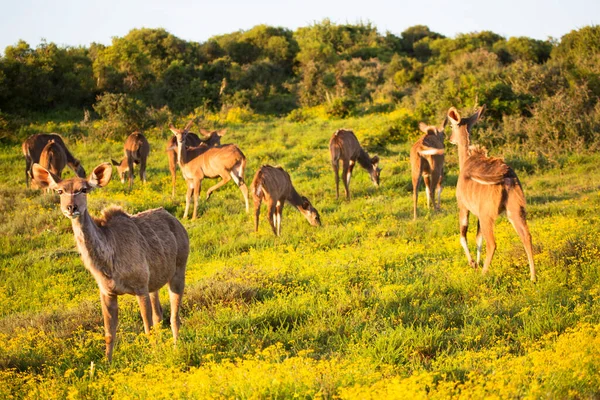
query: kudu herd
21 102 538 362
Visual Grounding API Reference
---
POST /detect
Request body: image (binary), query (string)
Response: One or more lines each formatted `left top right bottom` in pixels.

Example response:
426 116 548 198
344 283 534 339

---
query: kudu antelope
111 132 150 190
32 162 189 362
170 121 249 219
329 129 381 200
166 127 225 197
447 105 536 281
22 133 86 188
410 118 447 219
251 165 321 236
38 139 67 192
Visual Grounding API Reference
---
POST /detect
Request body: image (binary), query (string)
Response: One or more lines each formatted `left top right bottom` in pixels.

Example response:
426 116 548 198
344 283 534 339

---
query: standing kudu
166 128 225 197
170 122 249 219
38 139 67 192
329 129 381 200
111 132 150 190
22 133 86 188
251 165 321 236
410 118 447 219
32 162 189 362
447 105 536 281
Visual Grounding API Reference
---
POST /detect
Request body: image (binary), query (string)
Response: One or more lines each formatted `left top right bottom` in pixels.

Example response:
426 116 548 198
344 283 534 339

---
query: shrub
93 93 148 133
326 97 356 119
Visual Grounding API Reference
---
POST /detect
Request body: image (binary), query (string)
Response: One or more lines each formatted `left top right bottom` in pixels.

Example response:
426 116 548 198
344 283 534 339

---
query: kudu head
369 156 381 187
419 116 448 142
170 120 195 144
199 128 226 147
447 106 485 145
298 196 322 227
32 162 112 219
110 158 128 184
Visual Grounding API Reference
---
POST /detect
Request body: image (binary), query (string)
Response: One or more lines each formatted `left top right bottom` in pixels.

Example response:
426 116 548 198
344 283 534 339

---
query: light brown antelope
166 128 225 198
111 132 150 190
31 162 189 362
447 105 536 281
38 139 67 192
22 133 86 188
329 129 381 200
170 122 249 219
410 118 447 219
251 165 321 236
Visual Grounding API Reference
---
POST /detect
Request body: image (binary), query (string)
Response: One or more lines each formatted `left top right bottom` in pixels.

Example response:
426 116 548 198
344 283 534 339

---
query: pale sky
0 0 598 54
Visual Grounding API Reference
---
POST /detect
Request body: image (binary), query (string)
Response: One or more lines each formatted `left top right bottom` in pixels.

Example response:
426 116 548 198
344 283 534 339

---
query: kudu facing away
447 106 536 281
251 165 321 236
170 122 249 219
32 162 189 362
38 139 67 192
111 132 150 190
166 128 225 197
329 129 381 200
22 133 86 188
410 118 447 219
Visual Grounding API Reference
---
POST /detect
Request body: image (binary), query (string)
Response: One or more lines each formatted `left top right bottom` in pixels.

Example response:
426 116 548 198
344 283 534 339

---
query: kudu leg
332 161 340 200
268 205 278 236
183 183 193 219
253 194 262 232
136 292 154 334
168 272 185 343
423 175 432 208
149 291 163 326
342 160 351 200
436 169 443 210
127 154 135 191
475 220 484 266
140 157 147 184
276 200 284 236
205 175 231 201
169 151 177 198
459 207 476 268
192 180 202 220
412 166 422 220
479 218 497 275
25 157 32 188
100 293 118 362
430 168 441 211
507 208 536 282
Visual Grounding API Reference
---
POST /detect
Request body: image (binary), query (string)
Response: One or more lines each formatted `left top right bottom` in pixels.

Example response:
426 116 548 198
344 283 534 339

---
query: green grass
1 114 600 398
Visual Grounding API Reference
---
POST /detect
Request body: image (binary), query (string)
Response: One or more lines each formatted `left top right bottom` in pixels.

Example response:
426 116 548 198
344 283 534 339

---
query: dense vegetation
0 21 599 398
1 22 599 153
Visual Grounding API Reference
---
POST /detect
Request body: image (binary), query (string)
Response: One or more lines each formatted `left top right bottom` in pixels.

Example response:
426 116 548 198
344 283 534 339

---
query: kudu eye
56 189 64 195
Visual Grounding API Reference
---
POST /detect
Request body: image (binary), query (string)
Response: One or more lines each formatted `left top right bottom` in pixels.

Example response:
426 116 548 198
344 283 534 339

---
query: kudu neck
455 126 471 168
287 186 304 207
357 149 373 171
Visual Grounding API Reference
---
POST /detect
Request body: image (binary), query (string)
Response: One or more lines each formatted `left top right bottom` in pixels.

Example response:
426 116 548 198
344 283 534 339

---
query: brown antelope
447 105 536 281
31 162 189 362
22 133 86 188
329 129 381 200
166 128 225 197
410 118 447 219
170 122 249 219
38 139 67 192
111 132 150 191
251 165 321 236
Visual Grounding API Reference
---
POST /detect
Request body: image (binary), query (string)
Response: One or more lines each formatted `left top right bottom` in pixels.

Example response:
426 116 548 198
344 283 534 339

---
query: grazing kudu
111 132 150 191
22 133 86 188
31 162 189 362
251 165 321 236
447 105 536 281
329 129 381 200
166 128 225 198
410 118 447 219
170 122 249 219
38 139 67 192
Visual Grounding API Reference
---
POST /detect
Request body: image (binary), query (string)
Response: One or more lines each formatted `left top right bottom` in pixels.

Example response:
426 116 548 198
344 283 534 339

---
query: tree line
0 21 598 152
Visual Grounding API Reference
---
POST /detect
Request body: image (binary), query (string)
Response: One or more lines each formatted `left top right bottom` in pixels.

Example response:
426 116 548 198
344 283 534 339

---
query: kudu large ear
447 107 461 126
301 196 311 210
169 124 180 135
32 163 60 189
199 128 211 137
371 155 380 166
217 129 227 137
466 105 485 131
111 159 120 166
182 119 195 133
439 116 448 130
88 163 113 188
418 122 429 133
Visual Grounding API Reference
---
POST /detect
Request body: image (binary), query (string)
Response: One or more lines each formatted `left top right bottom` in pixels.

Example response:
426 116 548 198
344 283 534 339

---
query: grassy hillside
1 112 600 398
